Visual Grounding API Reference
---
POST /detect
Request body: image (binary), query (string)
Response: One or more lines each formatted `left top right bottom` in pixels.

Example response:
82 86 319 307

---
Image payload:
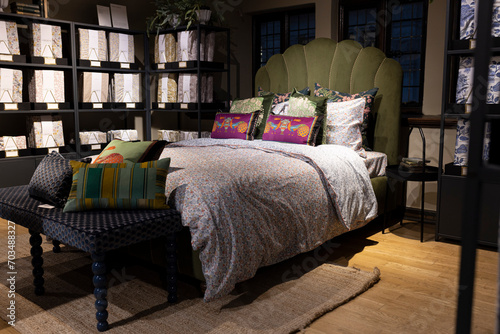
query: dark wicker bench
0 185 183 332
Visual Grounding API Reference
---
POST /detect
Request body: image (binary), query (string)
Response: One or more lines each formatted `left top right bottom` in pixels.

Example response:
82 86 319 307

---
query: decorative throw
28 151 73 207
63 159 171 212
325 98 367 158
211 112 260 140
314 83 378 149
263 115 323 146
94 140 166 164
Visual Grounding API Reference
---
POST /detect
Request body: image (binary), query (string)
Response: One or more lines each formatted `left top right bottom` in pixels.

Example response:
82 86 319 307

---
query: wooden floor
0 218 498 333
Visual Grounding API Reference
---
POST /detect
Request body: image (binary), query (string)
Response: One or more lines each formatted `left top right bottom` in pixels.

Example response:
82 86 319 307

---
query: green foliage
147 0 223 34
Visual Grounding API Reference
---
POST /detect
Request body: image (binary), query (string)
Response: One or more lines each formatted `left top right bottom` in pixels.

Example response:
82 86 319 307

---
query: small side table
383 126 439 242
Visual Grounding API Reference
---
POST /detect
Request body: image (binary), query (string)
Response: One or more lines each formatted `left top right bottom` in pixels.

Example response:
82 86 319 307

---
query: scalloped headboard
255 38 402 165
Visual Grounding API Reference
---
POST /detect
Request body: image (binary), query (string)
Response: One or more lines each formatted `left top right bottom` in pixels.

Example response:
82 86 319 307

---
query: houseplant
147 0 223 34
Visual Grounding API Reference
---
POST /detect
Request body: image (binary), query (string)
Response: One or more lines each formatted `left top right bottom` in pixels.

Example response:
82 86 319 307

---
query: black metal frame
455 0 500 332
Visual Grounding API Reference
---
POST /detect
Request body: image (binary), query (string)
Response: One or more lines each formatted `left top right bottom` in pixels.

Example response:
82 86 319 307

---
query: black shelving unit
436 0 500 247
455 0 500 332
0 13 151 187
150 23 230 137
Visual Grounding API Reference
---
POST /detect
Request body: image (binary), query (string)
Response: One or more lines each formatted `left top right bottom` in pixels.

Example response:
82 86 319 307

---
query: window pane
261 22 267 35
412 70 420 86
402 4 412 19
349 11 357 25
290 15 298 30
290 30 298 45
268 22 273 33
392 22 401 37
412 54 421 68
401 37 411 52
412 37 421 52
402 87 409 102
367 9 377 24
392 6 401 20
391 39 400 51
401 20 411 37
274 21 280 32
299 14 308 29
309 13 315 26
345 8 377 47
403 71 410 86
358 9 366 24
413 2 423 18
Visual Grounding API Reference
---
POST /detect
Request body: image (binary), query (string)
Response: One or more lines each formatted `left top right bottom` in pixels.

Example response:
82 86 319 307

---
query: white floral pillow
271 102 290 115
325 98 367 158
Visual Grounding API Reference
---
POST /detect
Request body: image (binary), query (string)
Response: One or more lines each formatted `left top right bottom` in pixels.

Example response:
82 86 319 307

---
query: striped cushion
63 158 171 212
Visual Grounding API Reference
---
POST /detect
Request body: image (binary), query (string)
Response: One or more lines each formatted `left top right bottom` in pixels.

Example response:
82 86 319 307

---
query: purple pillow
262 114 323 146
211 112 260 140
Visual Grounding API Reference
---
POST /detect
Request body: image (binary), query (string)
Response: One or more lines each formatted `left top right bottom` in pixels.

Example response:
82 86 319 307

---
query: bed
148 38 402 302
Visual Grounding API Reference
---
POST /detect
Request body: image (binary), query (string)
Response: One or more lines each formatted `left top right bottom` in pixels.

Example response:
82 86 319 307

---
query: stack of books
399 157 430 173
10 3 41 17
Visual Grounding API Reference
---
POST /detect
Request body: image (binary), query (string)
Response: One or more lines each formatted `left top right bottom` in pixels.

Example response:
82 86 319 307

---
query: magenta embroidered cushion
211 112 260 140
262 115 323 146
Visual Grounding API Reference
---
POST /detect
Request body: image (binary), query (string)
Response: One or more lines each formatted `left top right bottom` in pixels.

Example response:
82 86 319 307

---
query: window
341 0 428 111
345 8 377 47
387 1 425 107
253 7 315 75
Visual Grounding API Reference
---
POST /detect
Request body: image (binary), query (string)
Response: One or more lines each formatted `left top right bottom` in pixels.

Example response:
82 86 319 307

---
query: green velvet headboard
255 38 402 165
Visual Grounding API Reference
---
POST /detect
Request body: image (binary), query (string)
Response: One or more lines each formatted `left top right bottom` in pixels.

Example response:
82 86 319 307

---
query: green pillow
229 95 273 139
94 140 166 164
290 91 327 144
63 159 170 212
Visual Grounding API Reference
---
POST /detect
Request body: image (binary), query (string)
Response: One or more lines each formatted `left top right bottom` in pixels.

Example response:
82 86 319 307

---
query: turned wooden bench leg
166 233 178 303
91 252 109 332
29 229 45 296
52 240 61 253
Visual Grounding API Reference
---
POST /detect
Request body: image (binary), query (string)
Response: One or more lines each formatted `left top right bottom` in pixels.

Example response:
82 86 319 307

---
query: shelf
151 61 225 71
443 103 500 116
152 102 225 111
0 61 72 69
155 24 229 34
77 60 143 72
78 102 145 110
449 37 500 53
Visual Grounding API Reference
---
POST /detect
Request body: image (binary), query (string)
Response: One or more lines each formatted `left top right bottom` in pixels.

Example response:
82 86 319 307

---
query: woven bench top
0 185 182 253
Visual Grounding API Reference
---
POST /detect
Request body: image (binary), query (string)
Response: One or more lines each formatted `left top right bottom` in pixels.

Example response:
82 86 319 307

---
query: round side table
383 165 439 242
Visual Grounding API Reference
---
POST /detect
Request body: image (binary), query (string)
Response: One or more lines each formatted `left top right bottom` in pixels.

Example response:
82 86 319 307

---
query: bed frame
255 38 403 213
133 38 403 285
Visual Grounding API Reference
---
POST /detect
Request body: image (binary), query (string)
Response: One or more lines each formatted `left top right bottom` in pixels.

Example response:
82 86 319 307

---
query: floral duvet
159 138 377 301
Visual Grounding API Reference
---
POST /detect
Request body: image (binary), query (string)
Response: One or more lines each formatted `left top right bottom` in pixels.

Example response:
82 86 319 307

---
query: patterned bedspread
159 139 377 301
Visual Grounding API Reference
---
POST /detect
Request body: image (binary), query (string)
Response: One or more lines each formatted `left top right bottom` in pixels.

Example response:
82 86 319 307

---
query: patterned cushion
325 98 367 158
289 91 327 144
263 115 323 146
229 96 273 139
257 86 310 105
94 140 166 164
28 151 73 208
63 159 171 212
288 96 318 116
211 112 260 140
313 83 378 149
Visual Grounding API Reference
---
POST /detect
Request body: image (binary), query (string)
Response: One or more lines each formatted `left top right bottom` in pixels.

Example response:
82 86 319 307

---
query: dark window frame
252 6 316 88
340 0 428 114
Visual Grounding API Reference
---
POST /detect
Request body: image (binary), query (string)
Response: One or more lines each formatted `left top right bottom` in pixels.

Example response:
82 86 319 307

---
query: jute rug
1 233 380 333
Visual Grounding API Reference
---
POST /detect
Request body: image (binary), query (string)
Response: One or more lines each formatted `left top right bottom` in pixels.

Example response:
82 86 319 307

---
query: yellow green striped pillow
63 158 170 212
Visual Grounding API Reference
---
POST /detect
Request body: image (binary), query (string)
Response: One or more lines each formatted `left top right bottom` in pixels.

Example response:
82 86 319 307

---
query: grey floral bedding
159 138 377 301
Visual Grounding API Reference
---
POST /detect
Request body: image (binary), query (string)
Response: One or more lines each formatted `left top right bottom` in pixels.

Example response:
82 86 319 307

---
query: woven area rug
1 233 380 334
